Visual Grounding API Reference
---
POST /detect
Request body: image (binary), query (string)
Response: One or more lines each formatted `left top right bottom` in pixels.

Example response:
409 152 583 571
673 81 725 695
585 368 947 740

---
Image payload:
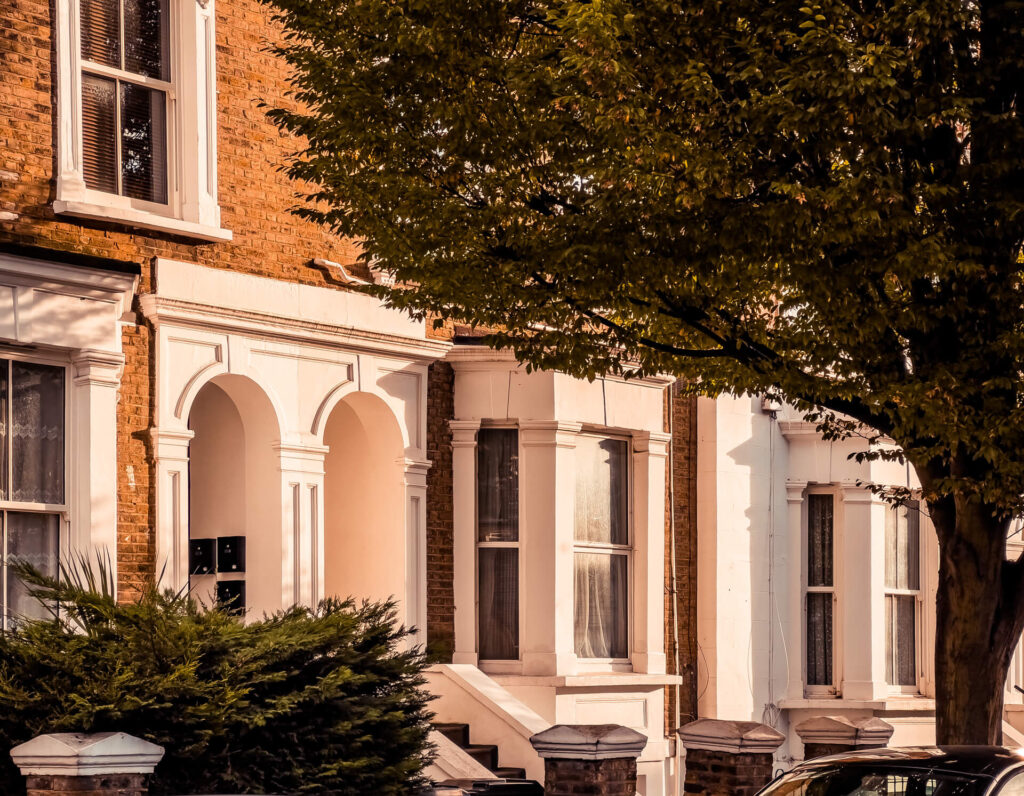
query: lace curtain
6 512 59 624
10 362 65 505
574 437 629 658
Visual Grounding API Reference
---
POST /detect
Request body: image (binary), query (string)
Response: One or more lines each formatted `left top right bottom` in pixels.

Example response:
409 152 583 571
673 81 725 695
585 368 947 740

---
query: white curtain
574 552 628 658
6 512 60 625
479 548 519 659
11 362 65 505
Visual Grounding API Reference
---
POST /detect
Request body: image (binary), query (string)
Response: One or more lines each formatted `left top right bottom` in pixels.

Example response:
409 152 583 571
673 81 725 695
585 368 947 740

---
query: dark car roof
795 746 1024 778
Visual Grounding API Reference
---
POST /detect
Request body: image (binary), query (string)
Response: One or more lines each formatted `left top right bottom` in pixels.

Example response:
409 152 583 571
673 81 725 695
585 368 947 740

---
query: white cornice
0 252 138 316
138 294 451 362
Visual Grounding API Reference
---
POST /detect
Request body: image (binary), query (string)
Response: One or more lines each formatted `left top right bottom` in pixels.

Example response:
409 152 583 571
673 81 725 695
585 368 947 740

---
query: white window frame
804 487 840 697
0 350 72 631
884 499 923 694
475 423 522 664
54 0 230 241
573 430 633 670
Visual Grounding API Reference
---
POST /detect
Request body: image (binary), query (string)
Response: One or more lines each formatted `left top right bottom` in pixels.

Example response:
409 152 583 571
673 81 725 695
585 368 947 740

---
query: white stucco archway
322 391 406 608
188 374 283 614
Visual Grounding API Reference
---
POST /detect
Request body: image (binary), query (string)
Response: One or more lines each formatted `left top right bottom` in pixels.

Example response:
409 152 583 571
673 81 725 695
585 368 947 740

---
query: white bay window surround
55 0 229 241
0 248 138 598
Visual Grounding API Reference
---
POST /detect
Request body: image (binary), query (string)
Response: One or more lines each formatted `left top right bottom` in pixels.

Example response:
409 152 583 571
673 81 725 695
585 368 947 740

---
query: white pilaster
785 480 807 701
520 420 581 676
150 427 194 592
632 431 670 674
69 350 125 566
840 483 887 700
450 420 480 665
276 443 328 609
403 456 431 645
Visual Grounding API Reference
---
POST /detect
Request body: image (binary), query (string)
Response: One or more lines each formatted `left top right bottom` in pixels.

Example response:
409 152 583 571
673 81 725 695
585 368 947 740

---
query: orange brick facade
0 0 699 729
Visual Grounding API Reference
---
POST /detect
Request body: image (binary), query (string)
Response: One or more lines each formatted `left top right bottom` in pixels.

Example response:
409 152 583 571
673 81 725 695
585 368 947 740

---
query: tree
261 0 1024 744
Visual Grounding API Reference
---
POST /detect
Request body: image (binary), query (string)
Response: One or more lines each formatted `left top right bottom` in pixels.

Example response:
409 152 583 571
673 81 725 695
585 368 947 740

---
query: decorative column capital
786 480 808 503
449 419 480 447
71 349 125 386
632 430 672 456
149 427 195 461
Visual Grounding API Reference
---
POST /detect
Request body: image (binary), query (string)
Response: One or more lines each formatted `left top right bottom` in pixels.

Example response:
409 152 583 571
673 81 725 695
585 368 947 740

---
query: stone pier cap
530 724 647 760
678 718 785 754
10 732 165 776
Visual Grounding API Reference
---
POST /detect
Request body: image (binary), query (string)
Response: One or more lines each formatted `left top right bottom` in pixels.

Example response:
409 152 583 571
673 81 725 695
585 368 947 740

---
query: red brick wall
665 385 699 734
0 0 366 599
425 361 455 659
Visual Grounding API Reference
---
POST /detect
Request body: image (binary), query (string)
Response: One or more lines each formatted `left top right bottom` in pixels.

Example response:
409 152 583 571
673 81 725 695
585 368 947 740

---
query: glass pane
121 83 167 203
123 0 169 79
80 0 120 67
886 501 921 590
478 548 518 660
0 361 7 500
82 74 118 195
574 552 628 658
807 494 833 587
11 363 64 505
575 437 629 545
477 429 518 542
886 594 917 686
6 512 60 625
806 592 833 686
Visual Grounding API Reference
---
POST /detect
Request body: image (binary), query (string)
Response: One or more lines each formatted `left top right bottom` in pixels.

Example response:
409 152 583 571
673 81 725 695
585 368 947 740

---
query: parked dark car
757 746 1024 795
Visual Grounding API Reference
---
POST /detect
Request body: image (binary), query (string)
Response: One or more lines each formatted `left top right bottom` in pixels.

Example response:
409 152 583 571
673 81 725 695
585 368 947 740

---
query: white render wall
698 393 940 766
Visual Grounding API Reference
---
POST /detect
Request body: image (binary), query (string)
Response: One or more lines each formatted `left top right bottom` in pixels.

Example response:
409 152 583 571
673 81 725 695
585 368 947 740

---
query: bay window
806 493 835 691
574 435 630 660
477 428 519 660
885 500 921 689
0 359 65 628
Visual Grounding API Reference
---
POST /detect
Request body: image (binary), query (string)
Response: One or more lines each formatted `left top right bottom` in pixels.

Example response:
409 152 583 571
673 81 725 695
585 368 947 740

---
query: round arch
188 374 283 615
322 391 407 608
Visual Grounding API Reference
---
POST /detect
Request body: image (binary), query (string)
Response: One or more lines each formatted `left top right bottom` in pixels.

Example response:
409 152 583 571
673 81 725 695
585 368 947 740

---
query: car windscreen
760 766 989 796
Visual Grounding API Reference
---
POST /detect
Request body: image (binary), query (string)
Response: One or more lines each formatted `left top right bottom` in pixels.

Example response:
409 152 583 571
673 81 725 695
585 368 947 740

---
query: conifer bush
0 557 433 795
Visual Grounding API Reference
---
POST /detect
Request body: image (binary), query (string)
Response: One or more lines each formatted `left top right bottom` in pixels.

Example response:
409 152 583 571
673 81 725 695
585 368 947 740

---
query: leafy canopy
0 557 433 796
263 0 1023 510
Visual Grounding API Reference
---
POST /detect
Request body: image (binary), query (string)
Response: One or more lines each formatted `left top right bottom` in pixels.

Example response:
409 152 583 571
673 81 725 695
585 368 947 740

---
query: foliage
0 556 433 795
260 0 1023 742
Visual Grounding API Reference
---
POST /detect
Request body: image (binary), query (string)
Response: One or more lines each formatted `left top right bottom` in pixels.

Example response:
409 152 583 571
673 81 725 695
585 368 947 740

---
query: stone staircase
433 723 527 780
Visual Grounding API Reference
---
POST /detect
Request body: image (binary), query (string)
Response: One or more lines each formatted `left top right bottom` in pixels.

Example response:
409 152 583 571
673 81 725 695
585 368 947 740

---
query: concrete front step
431 723 525 780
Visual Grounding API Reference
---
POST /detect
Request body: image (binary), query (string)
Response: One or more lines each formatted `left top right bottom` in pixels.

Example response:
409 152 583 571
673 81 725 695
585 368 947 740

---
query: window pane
477 429 518 542
123 0 169 79
575 437 628 545
120 83 167 203
478 548 518 660
886 501 921 591
806 592 833 686
808 494 833 587
6 512 60 625
0 361 7 500
11 363 65 505
574 552 628 658
80 0 120 67
82 74 118 194
886 594 917 686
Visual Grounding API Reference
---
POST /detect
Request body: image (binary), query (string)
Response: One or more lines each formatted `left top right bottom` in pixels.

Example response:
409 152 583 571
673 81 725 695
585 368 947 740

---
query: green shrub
0 557 433 795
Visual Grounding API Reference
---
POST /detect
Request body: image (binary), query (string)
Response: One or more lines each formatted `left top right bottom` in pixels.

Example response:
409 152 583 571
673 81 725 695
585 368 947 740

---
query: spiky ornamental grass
0 556 433 795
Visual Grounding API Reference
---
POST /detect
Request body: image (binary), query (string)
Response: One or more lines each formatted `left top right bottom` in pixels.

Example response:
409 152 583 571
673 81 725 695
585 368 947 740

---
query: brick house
0 1 699 793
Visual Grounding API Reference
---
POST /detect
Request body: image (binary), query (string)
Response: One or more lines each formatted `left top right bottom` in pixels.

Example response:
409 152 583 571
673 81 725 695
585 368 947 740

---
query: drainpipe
668 382 683 796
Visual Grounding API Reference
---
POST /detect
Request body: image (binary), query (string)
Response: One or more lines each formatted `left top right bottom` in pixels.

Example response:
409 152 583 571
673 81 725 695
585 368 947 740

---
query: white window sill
490 672 682 689
780 695 935 711
54 199 232 243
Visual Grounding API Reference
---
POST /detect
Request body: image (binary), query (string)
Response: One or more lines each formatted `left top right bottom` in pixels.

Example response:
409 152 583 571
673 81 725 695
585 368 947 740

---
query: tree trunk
933 498 1023 745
